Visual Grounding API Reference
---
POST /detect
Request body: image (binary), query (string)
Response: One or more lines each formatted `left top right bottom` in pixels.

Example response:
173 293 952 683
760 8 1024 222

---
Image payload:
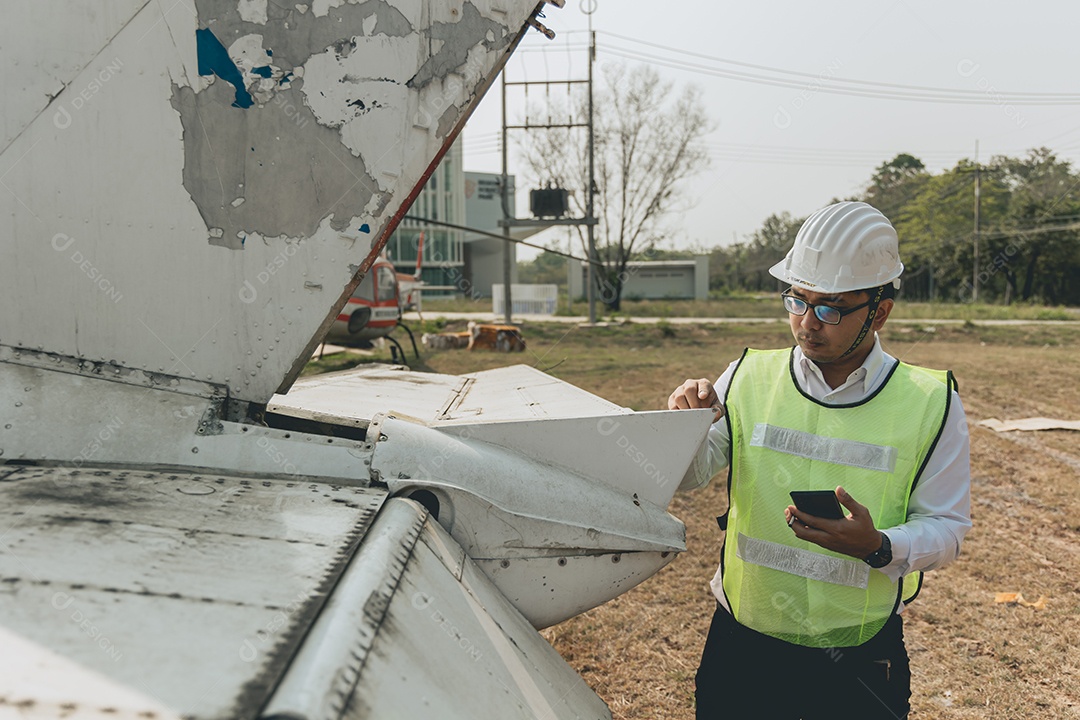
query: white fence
491 284 558 316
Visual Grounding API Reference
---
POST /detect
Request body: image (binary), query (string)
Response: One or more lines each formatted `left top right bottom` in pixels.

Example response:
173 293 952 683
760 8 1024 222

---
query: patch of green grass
302 353 370 376
883 322 1080 347
421 295 1078 322
301 319 1080 415
416 296 493 314
890 302 1079 321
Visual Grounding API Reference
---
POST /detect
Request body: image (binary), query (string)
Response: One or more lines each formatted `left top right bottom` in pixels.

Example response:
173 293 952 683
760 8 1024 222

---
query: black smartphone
789 490 845 520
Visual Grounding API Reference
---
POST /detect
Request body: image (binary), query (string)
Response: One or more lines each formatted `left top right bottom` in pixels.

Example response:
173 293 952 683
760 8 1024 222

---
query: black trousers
695 604 911 720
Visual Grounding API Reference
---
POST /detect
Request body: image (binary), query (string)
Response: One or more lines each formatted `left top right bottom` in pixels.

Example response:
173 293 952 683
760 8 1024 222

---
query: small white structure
465 172 517 297
569 256 710 301
492 283 559 315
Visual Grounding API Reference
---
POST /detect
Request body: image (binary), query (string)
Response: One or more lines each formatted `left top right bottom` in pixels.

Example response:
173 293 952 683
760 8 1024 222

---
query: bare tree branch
515 63 712 309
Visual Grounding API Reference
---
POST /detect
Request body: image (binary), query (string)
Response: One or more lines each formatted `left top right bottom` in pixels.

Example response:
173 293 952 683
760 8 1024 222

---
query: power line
707 152 879 168
703 141 963 156
599 31 1080 105
401 215 603 268
702 142 970 164
600 44 1080 106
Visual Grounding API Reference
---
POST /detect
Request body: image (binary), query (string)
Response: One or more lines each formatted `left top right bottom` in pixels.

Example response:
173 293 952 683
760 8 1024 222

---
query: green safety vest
720 347 954 648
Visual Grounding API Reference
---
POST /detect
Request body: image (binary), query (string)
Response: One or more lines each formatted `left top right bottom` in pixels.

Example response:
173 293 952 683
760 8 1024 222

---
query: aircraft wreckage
0 2 712 717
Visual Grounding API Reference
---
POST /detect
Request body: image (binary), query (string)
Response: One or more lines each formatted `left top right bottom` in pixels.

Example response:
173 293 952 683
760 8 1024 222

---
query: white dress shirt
680 335 972 607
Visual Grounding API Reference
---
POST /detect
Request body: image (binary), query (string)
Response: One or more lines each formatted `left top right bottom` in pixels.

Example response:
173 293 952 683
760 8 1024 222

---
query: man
669 201 971 719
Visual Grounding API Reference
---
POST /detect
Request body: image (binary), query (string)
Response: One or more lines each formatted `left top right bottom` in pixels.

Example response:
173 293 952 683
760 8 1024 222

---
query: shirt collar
793 333 887 396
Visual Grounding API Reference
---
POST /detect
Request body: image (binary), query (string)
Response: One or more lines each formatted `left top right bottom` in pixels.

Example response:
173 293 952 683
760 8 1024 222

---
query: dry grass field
320 318 1080 718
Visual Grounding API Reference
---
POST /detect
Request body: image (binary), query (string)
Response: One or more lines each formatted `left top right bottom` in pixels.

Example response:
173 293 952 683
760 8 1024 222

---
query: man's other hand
669 378 724 422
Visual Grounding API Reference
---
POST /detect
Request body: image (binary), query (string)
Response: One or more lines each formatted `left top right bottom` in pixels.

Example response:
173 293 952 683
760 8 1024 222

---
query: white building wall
569 257 709 302
464 172 517 298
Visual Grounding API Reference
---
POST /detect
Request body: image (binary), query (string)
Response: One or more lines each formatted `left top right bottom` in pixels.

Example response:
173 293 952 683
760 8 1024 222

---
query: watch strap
863 531 892 568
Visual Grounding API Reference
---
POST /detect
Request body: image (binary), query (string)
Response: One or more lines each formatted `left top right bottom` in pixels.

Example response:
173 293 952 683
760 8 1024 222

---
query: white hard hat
769 201 903 293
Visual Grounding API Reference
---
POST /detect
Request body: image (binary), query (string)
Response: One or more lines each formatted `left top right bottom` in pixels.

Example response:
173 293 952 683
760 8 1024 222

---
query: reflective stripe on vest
721 348 951 648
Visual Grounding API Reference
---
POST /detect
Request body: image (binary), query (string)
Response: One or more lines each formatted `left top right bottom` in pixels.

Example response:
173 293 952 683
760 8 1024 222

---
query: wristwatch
863 532 892 568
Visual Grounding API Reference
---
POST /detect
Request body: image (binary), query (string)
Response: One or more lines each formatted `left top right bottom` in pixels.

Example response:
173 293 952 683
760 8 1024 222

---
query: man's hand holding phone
785 486 884 560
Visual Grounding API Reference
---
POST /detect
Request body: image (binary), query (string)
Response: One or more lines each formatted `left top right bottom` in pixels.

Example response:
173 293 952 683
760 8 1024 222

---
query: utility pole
586 27 597 324
972 140 981 303
498 8 598 324
501 74 513 324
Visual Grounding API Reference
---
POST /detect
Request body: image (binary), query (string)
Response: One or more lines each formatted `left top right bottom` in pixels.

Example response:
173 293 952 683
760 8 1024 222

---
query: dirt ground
411 319 1080 718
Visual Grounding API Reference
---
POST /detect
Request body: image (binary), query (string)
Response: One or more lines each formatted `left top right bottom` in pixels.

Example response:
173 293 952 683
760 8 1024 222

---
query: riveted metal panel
0 466 386 719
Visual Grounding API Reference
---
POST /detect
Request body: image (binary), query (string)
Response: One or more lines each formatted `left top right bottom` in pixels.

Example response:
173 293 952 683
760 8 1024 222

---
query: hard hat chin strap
838 285 886 360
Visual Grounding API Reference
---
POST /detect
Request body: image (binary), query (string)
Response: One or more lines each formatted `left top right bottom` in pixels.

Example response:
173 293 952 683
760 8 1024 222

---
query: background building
463 171 519 298
384 141 466 293
568 256 710 302
386 141 530 299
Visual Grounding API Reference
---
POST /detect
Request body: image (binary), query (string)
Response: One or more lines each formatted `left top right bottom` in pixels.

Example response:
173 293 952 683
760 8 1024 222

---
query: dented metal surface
0 345 227 400
0 466 387 718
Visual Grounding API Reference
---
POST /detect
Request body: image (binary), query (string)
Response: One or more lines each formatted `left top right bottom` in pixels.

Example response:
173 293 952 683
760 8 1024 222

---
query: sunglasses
781 291 871 325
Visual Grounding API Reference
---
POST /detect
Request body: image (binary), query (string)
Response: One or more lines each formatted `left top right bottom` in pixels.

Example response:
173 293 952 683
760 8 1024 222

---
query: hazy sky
462 1 1080 260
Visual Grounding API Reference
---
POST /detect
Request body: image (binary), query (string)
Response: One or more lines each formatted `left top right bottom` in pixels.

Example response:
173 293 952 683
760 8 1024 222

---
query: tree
863 153 929 222
891 161 989 301
742 212 802 292
517 249 569 286
516 64 711 310
992 148 1080 304
896 149 1080 304
701 148 1080 305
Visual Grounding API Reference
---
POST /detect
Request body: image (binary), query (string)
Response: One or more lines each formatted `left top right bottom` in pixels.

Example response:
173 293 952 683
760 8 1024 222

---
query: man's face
786 287 886 364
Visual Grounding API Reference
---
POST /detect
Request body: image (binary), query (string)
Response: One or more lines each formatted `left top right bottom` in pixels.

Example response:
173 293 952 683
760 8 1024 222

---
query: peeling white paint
362 13 378 36
296 4 309 14
360 194 386 225
229 33 269 64
238 0 268 25
226 34 287 105
300 35 423 189
2 0 537 404
461 45 489 88
301 39 415 127
311 0 344 18
228 34 273 74
392 0 422 27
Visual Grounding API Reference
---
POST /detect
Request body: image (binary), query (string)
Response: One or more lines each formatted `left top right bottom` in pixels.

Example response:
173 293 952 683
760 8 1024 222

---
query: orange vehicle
324 256 417 361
